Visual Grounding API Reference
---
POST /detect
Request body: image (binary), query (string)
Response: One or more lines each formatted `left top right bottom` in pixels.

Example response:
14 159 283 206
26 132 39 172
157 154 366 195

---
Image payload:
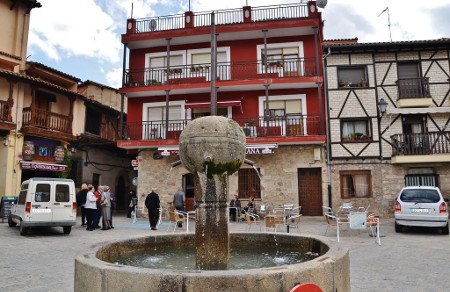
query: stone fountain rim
75 232 348 276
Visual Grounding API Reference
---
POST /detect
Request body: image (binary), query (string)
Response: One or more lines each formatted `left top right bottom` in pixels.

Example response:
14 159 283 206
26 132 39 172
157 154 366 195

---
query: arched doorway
116 176 126 210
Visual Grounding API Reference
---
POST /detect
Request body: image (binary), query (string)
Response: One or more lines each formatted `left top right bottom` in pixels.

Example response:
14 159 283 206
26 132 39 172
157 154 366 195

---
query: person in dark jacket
145 188 160 230
76 184 88 226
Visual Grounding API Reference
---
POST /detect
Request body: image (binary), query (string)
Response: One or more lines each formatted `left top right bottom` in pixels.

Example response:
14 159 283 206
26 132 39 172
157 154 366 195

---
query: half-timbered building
324 38 450 215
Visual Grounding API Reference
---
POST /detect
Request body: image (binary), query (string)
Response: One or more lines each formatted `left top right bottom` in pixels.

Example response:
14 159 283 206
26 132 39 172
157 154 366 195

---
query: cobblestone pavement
1 215 449 291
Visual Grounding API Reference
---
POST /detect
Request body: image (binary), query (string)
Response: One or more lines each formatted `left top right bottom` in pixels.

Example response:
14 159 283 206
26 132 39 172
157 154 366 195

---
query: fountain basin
75 233 349 292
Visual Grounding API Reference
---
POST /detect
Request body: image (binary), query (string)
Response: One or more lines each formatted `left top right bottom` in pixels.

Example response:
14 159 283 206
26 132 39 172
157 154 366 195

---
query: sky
27 0 450 88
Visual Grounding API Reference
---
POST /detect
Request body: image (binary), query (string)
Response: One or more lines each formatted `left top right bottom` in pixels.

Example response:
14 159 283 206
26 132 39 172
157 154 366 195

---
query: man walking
173 187 185 228
145 188 160 230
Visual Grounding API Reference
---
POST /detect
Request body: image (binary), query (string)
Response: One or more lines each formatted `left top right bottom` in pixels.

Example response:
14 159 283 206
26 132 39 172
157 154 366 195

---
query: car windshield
400 189 440 203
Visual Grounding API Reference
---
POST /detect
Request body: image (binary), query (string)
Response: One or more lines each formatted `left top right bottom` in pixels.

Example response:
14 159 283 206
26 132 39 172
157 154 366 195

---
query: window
85 107 102 135
341 119 371 142
263 99 302 117
149 55 183 69
55 184 70 202
400 189 440 203
337 66 368 88
92 173 100 189
35 184 51 202
261 47 299 67
238 168 261 199
340 171 371 198
18 184 28 205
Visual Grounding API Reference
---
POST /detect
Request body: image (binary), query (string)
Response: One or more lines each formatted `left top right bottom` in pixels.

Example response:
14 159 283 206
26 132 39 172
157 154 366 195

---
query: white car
8 178 77 236
395 186 449 234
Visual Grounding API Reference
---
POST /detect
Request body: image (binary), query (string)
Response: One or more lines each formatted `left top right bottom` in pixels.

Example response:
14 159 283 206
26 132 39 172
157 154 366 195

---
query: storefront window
340 171 371 198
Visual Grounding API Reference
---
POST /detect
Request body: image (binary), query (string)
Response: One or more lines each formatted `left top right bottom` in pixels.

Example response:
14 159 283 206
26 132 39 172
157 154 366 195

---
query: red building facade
118 2 328 215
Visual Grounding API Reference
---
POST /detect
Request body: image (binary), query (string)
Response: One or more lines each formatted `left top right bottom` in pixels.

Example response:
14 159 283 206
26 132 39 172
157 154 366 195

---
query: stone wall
137 145 328 216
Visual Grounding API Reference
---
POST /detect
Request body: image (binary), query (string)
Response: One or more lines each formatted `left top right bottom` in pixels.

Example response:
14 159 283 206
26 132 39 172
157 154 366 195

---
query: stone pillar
195 172 229 270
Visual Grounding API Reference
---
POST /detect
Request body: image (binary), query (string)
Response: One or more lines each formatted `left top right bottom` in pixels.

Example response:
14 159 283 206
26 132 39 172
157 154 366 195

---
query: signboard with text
20 161 66 172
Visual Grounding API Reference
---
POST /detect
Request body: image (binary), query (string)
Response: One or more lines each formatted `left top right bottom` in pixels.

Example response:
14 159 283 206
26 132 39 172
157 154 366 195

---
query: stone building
118 2 329 215
324 38 450 216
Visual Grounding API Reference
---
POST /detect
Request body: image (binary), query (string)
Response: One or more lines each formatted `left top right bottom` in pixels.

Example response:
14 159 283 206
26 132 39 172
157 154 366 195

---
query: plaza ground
1 215 449 291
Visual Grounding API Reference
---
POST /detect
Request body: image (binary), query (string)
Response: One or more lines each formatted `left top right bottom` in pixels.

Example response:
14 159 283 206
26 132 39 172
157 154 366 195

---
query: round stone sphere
179 116 246 177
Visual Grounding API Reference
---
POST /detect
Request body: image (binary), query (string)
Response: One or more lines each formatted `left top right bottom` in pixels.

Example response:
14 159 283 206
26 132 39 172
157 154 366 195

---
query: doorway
297 168 322 216
183 173 196 211
116 176 126 210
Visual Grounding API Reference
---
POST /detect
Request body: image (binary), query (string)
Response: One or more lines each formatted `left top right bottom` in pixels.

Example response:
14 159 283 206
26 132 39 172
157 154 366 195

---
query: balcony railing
396 77 431 99
125 115 320 141
0 100 12 122
22 107 71 134
133 3 310 34
125 58 317 87
391 132 450 156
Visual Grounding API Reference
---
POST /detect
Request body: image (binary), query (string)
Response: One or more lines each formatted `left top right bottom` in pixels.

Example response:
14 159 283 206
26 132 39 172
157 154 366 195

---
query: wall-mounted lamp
377 97 388 117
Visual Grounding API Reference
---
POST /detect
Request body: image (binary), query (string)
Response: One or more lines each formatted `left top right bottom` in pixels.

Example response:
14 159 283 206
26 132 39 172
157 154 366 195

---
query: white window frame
256 41 304 75
142 101 186 139
258 94 307 135
144 50 187 85
187 47 231 81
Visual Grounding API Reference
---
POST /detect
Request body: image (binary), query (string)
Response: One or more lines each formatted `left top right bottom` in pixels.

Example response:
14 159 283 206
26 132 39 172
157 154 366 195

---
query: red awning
185 100 241 109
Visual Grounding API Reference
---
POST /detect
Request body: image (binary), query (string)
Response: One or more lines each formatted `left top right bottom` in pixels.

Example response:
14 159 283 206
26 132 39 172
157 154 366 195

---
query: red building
118 1 327 216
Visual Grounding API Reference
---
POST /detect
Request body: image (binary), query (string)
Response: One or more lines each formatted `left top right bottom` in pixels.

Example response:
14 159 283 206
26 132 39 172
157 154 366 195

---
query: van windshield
400 189 440 203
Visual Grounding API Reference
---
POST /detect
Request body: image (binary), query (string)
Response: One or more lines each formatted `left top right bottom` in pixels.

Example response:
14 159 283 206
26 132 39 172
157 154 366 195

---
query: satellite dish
150 19 157 31
317 0 328 8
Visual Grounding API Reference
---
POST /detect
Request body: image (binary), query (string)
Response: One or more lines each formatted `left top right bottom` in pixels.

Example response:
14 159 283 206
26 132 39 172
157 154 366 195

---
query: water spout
244 159 254 166
171 160 182 168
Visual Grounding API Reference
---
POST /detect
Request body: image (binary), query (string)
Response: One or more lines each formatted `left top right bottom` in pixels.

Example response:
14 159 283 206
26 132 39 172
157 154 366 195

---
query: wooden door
297 168 322 216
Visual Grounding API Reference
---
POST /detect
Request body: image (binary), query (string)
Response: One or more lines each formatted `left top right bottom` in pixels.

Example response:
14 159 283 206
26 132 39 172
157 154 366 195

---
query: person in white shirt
84 185 97 231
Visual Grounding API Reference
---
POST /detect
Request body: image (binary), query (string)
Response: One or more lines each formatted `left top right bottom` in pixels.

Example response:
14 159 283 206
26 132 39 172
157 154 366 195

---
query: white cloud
106 67 123 88
29 0 122 63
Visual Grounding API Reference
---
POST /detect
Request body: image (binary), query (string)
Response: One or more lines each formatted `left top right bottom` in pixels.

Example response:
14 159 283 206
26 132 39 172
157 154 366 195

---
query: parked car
8 178 77 235
394 186 449 234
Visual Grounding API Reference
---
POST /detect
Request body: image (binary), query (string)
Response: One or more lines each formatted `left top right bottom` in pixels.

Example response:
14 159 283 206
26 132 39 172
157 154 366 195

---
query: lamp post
377 97 388 117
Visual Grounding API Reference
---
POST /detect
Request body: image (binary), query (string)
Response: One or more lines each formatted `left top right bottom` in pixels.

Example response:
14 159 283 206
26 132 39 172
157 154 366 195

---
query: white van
8 178 77 235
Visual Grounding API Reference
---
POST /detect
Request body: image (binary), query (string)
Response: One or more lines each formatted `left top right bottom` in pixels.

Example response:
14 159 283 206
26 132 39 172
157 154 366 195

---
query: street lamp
377 97 388 117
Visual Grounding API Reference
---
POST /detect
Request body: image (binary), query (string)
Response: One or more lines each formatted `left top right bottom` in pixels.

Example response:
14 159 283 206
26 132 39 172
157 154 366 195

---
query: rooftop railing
133 3 311 34
124 57 317 87
125 115 321 141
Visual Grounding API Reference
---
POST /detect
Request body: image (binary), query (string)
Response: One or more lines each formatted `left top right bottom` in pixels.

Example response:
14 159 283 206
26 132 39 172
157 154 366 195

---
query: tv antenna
378 7 392 42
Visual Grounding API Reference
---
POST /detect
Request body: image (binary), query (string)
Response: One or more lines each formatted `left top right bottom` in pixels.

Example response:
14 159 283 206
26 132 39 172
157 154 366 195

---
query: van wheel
8 215 16 227
19 223 28 236
442 224 449 235
395 222 402 233
63 226 72 235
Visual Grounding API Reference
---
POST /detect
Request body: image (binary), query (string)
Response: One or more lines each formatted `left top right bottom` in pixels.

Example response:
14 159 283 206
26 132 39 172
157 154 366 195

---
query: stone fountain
74 116 350 291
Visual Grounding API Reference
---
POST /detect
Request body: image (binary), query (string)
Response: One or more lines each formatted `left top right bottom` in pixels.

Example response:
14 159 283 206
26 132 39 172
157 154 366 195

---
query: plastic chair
264 215 278 232
244 211 261 231
286 214 302 230
167 210 185 232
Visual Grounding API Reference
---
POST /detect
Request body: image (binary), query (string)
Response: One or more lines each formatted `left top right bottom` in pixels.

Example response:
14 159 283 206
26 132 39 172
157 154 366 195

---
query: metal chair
167 210 185 232
323 206 347 242
286 214 302 231
264 215 278 232
244 211 261 231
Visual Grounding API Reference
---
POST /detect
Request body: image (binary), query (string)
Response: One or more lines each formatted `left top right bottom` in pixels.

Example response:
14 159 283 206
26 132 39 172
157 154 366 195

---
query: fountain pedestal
195 173 229 269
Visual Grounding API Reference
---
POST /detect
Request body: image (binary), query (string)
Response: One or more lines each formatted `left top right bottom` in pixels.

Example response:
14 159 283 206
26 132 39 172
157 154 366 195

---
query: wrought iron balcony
22 107 71 134
396 77 431 99
124 58 317 87
125 115 320 141
131 3 310 34
391 132 450 156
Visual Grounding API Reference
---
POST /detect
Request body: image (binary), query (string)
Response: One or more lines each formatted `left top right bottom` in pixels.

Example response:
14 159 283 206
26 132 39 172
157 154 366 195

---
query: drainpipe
263 29 270 130
120 43 127 139
165 38 171 138
323 47 332 209
210 12 217 116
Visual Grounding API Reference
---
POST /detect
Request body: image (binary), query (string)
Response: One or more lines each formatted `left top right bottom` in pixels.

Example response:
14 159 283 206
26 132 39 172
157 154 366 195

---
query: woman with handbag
101 186 112 230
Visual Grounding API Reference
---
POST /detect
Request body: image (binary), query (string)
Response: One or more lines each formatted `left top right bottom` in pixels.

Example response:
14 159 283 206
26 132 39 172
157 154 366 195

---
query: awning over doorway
20 161 67 172
185 100 241 109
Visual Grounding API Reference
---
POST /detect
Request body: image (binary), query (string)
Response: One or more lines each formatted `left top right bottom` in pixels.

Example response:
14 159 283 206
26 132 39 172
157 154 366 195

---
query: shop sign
20 161 67 172
245 144 278 155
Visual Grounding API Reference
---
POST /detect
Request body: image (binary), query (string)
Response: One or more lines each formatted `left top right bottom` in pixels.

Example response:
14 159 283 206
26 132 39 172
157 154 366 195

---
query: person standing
76 184 88 226
84 185 97 231
101 186 112 230
127 190 137 218
93 186 103 229
145 188 160 230
109 189 116 228
229 193 241 222
173 187 185 228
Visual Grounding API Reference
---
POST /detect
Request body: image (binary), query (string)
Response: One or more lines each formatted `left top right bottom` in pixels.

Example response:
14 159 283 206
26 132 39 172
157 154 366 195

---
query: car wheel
442 224 449 235
395 221 402 233
19 222 28 236
8 215 16 227
63 226 72 235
